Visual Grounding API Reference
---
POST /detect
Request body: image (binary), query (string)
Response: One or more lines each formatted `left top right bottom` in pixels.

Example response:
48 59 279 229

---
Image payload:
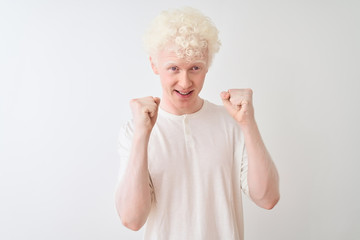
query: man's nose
178 71 192 89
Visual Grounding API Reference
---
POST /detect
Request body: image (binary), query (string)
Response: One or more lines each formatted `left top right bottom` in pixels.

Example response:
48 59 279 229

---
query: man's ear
150 56 159 75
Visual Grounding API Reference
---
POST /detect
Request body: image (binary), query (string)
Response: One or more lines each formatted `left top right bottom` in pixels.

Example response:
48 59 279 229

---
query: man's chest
147 120 235 182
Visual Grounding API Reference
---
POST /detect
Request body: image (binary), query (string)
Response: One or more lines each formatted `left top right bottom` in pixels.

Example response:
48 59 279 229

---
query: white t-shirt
117 100 249 240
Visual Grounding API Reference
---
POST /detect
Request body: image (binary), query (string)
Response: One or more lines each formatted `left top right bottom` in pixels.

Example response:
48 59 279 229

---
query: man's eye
192 66 200 70
170 66 178 71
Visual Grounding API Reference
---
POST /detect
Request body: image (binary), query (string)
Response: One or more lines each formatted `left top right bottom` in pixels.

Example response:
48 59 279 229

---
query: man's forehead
162 59 207 67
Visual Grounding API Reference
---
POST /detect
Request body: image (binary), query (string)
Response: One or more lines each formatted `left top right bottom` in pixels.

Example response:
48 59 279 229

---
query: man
115 7 279 240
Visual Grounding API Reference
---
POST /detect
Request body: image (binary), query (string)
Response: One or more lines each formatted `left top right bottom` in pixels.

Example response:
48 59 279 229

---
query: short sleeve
234 126 250 198
240 144 249 197
116 120 134 183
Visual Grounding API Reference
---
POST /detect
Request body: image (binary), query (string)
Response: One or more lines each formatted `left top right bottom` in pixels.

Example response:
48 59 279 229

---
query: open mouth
175 90 193 96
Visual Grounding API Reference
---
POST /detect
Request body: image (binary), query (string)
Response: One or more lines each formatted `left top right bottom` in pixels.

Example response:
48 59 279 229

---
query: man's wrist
133 128 152 141
238 119 258 134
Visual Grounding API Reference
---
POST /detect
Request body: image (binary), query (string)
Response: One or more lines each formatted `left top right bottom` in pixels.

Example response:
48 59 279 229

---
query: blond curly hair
143 7 221 66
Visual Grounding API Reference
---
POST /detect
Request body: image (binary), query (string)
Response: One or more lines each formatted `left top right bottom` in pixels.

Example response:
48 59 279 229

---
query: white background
1 0 359 239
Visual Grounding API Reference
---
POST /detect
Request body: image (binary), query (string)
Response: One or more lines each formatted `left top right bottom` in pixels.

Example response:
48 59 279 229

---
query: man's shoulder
204 100 232 119
201 100 240 127
204 100 226 112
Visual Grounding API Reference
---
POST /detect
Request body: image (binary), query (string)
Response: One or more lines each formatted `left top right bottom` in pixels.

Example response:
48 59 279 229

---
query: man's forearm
115 131 153 231
242 121 280 209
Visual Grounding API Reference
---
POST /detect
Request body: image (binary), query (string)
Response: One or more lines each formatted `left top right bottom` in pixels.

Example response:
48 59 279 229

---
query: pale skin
115 47 280 231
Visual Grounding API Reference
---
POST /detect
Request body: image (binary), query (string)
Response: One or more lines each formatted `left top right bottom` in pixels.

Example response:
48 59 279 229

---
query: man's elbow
115 189 148 231
121 218 144 231
262 194 280 210
116 207 146 231
251 190 280 210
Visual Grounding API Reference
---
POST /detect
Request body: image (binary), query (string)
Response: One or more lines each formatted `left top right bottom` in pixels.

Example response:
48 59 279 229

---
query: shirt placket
183 115 194 150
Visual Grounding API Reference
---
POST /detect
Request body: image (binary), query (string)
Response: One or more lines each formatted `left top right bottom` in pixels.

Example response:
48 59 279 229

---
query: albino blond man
115 7 280 240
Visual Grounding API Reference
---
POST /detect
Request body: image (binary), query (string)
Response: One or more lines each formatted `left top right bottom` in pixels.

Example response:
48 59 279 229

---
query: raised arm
115 96 160 230
221 89 280 209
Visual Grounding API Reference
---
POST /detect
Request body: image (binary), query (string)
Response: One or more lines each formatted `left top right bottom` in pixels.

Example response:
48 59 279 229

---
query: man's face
151 48 208 115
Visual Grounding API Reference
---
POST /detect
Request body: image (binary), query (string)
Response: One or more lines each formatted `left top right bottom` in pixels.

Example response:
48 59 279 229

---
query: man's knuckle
129 99 137 106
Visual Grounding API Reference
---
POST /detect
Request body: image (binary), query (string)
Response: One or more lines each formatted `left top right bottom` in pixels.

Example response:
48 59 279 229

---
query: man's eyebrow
191 60 206 65
162 60 207 68
162 61 178 68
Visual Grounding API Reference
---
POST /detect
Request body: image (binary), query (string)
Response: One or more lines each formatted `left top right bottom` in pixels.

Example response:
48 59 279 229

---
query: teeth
177 91 191 95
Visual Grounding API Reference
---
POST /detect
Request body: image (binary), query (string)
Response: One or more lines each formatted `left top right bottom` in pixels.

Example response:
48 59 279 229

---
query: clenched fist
130 96 161 133
220 89 255 126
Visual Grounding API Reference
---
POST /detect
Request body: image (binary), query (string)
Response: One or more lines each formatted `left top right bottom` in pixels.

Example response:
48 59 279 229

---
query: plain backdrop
1 0 359 239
